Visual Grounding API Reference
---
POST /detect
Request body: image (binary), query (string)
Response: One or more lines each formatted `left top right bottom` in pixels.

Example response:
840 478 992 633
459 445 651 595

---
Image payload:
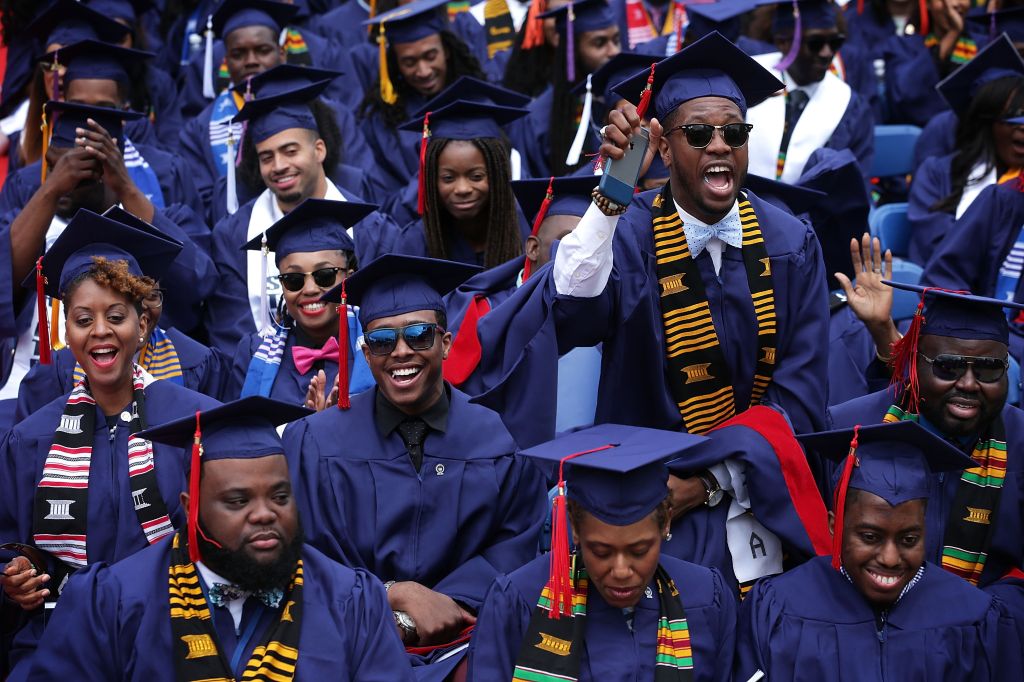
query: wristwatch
698 472 724 508
393 610 418 642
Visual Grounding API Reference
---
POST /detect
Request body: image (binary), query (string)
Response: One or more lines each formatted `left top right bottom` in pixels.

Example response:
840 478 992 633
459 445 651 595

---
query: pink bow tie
291 337 340 374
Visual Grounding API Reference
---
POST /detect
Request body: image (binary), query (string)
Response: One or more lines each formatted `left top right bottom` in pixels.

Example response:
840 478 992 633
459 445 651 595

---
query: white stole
955 163 995 219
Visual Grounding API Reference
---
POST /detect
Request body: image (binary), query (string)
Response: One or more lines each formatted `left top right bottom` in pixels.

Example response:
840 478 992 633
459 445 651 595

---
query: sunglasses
277 267 344 292
364 323 443 356
665 123 753 149
918 352 1009 384
804 34 845 53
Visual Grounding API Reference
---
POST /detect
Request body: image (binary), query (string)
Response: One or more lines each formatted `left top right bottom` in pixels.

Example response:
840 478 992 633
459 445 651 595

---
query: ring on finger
599 125 609 138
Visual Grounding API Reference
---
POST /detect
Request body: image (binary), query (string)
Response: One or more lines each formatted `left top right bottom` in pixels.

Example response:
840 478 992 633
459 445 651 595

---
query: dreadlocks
422 136 522 269
547 38 589 176
502 24 555 98
358 30 485 129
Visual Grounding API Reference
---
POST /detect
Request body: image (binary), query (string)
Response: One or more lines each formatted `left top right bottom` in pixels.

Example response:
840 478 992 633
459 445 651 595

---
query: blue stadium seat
888 259 924 322
870 125 923 178
1009 355 1020 406
869 202 912 258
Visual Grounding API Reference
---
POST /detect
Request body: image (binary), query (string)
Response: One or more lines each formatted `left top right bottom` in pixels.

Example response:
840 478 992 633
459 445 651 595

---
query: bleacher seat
870 125 923 178
888 259 924 322
869 202 911 258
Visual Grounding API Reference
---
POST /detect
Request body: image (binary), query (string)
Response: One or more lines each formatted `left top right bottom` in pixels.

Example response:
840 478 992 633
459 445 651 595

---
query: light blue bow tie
208 582 283 610
685 212 743 257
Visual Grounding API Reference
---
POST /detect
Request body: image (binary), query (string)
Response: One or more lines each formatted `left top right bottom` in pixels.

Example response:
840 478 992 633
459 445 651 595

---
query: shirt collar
196 561 248 601
673 198 740 230
374 384 451 437
270 179 347 221
782 71 822 99
839 562 926 610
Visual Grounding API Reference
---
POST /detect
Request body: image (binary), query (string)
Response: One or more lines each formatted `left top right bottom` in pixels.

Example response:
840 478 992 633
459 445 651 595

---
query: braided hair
547 38 588 176
502 23 555 98
358 30 485 129
422 136 522 268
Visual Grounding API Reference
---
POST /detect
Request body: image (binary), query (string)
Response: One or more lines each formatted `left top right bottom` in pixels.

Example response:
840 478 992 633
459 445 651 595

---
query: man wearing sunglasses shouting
827 274 1024 630
745 0 874 186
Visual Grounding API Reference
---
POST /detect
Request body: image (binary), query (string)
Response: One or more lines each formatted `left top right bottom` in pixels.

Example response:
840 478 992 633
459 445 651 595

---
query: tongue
705 171 730 190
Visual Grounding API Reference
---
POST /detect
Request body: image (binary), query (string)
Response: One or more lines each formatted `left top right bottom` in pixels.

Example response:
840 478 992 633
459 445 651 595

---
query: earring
664 532 673 541
138 336 145 344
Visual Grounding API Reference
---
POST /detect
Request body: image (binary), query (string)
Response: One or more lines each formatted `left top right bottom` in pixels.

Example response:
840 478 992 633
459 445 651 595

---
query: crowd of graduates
0 0 1022 677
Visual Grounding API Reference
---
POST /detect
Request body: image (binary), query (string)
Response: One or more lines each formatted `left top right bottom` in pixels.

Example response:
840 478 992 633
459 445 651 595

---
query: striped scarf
483 0 516 58
123 138 166 209
624 0 677 50
169 533 303 682
33 365 173 577
513 556 694 680
72 327 183 386
652 184 778 434
883 404 1006 585
924 33 978 64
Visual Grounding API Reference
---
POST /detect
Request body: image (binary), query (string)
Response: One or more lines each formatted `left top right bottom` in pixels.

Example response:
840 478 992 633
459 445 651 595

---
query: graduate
745 0 874 185
357 0 489 194
0 210 222 680
227 198 375 407
24 397 413 681
907 34 1024 265
521 0 623 177
283 254 547 679
470 31 829 449
202 75 396 356
635 0 775 57
0 102 216 401
737 421 1022 681
467 424 737 681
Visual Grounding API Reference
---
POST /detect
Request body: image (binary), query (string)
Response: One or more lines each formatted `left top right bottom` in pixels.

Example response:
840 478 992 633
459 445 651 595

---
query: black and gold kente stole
652 183 778 434
169 533 303 681
483 0 515 58
512 556 695 681
884 404 1007 585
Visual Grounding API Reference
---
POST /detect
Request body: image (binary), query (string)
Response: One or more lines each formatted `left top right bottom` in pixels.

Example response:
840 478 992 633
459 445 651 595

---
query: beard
197 521 305 593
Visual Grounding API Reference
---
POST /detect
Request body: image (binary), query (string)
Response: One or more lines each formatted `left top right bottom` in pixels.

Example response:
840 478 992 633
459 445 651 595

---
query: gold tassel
49 298 65 351
378 24 397 105
40 112 50 184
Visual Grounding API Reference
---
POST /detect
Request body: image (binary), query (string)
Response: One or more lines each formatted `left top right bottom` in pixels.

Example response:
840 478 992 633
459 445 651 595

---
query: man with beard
826 283 1024 633
23 397 411 681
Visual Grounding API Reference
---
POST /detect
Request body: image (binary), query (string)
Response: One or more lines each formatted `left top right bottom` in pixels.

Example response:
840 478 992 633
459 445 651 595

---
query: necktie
208 582 284 609
685 211 744 258
778 89 810 165
291 336 340 374
397 418 428 472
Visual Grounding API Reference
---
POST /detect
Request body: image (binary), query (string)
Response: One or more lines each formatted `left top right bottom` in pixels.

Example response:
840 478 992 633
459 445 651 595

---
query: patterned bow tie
291 336 340 374
685 212 743 258
208 582 284 610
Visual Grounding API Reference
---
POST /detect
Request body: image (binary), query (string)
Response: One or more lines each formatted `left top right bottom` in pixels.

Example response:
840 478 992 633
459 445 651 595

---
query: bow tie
291 337 340 374
685 212 743 258
208 582 284 610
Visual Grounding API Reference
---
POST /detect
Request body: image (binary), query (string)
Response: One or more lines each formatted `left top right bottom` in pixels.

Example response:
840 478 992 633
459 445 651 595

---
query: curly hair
568 497 672 536
422 136 522 268
63 256 157 313
358 30 485 129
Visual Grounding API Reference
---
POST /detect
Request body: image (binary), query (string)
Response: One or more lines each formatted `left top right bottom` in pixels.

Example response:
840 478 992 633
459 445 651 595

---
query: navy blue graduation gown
0 380 221 678
25 540 413 681
735 556 1021 681
15 328 230 419
843 2 897 59
907 153 956 266
283 386 547 610
358 93 427 194
827 389 1024 591
466 553 736 681
914 109 958 170
471 189 830 448
826 304 884 407
144 66 185 151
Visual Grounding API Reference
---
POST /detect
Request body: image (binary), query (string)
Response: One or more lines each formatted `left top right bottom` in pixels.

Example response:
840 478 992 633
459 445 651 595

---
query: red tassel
673 1 685 52
35 258 51 365
417 112 431 216
523 177 555 282
521 0 547 50
857 0 863 14
888 298 926 412
188 411 202 564
634 63 657 122
337 280 351 410
545 443 617 619
919 0 929 36
831 425 860 571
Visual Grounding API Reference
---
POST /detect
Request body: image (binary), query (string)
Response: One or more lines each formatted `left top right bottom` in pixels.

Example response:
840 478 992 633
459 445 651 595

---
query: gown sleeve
465 573 534 680
907 155 955 266
733 576 778 682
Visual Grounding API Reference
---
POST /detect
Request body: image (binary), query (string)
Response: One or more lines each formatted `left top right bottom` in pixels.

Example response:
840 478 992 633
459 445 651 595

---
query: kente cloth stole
213 27 313 94
652 184 778 434
624 0 675 49
74 327 184 386
33 365 173 571
512 556 694 681
923 34 978 64
170 533 304 682
884 405 1006 585
483 0 515 58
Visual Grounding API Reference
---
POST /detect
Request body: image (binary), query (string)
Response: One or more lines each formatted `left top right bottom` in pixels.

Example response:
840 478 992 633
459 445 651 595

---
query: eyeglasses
804 34 845 53
143 288 164 308
664 123 753 149
364 323 443 356
918 352 1009 383
277 267 344 292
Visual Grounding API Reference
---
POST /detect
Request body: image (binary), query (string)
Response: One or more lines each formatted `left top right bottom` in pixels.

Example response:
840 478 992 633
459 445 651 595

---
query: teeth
301 302 325 312
391 367 420 378
92 349 115 355
706 165 729 173
869 571 899 586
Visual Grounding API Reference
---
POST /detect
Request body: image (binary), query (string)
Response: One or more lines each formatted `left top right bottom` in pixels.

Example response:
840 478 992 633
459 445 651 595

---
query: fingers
884 248 894 279
834 272 854 298
848 236 864 274
600 109 639 161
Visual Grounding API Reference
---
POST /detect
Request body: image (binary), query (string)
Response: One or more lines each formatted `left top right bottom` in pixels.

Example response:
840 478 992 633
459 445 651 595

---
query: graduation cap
519 423 708 617
409 76 532 116
42 100 144 153
242 198 373 260
611 31 784 121
883 282 1024 412
135 396 313 564
743 173 826 215
232 78 334 143
540 0 618 83
686 0 759 43
210 0 298 38
29 207 182 364
761 0 841 72
363 0 450 105
319 254 480 408
40 40 153 92
936 34 1024 118
27 0 132 48
797 421 977 571
84 0 150 24
966 7 1024 44
231 64 343 100
512 175 597 281
398 100 529 215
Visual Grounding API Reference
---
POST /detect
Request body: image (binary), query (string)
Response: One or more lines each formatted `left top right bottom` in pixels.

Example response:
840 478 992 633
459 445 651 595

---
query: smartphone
599 127 650 206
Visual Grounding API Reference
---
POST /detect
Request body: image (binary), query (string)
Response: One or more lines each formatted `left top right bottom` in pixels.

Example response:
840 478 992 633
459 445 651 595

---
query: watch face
708 489 724 507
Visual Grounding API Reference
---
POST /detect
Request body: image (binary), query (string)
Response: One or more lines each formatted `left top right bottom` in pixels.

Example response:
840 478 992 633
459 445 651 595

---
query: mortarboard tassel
35 258 51 365
40 112 50 185
565 3 576 83
673 1 686 53
919 0 929 36
857 0 863 14
187 411 202 563
379 24 398 105
50 51 61 101
989 9 997 42
49 299 64 351
830 425 860 571
521 0 547 49
888 292 926 413
776 0 802 72
226 130 239 215
258 233 273 337
417 111 431 216
565 73 592 167
337 280 350 410
202 15 215 100
634 62 657 121
522 176 554 282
